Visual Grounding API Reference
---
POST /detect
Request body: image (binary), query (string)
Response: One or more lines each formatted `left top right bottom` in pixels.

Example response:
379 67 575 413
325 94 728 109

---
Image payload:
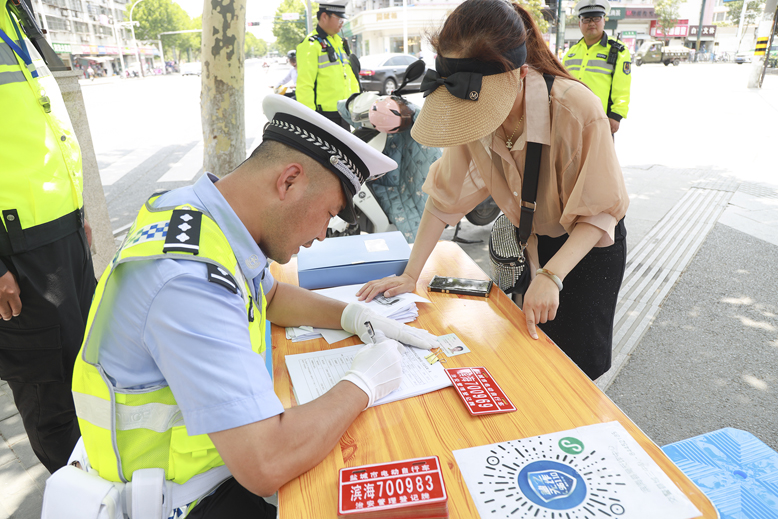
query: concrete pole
306 0 313 33
53 70 115 274
748 0 777 87
556 0 566 58
114 23 126 75
736 0 749 52
129 0 149 77
695 0 707 59
403 0 408 54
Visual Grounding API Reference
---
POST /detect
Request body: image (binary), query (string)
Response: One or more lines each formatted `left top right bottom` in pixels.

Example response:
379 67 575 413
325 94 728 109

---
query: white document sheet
453 421 701 519
285 344 451 407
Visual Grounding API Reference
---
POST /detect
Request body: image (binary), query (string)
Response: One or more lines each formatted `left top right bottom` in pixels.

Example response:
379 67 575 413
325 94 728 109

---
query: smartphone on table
427 275 493 297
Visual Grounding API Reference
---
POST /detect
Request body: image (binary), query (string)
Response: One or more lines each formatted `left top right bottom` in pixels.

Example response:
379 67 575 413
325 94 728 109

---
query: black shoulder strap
517 74 555 245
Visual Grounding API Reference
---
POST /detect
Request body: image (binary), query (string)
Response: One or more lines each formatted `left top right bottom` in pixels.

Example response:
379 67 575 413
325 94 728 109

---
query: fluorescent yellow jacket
0 3 83 233
72 197 267 489
564 33 631 121
296 25 359 112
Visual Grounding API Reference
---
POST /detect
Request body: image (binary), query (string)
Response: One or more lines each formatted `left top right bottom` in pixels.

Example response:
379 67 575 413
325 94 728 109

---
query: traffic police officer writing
564 0 632 134
296 1 360 129
42 95 438 519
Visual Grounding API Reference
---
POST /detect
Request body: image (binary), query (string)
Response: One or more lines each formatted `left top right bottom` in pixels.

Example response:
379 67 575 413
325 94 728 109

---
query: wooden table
271 240 716 518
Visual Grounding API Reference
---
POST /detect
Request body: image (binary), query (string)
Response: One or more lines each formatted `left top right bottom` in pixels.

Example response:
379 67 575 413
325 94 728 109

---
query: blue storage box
296 231 411 290
662 428 778 518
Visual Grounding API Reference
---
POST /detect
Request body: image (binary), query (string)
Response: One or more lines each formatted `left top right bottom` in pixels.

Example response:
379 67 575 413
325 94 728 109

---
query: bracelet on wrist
536 268 563 291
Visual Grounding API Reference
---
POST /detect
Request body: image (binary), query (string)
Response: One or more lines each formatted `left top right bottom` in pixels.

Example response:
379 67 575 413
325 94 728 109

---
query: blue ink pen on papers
364 321 377 344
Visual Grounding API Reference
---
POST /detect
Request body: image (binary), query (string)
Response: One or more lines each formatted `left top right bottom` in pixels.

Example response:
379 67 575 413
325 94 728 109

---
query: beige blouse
422 68 629 268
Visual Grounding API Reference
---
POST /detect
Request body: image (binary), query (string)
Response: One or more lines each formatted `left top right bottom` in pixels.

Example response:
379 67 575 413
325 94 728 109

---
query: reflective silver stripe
0 41 16 66
73 391 113 429
588 59 614 70
567 66 581 72
35 62 51 78
586 68 613 75
0 70 25 85
565 59 583 66
318 54 329 63
318 61 340 69
115 401 185 432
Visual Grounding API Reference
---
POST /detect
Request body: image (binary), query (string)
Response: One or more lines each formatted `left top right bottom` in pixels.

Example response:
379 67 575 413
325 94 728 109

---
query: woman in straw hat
357 0 629 380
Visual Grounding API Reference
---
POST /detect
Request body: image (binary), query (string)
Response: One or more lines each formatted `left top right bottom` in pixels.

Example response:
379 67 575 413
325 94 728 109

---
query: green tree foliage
127 0 197 61
654 0 685 43
518 0 549 33
273 0 316 53
245 33 268 58
725 0 765 27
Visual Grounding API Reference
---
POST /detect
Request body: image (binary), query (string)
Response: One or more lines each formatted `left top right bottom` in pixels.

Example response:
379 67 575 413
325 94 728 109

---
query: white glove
341 302 438 350
341 332 404 408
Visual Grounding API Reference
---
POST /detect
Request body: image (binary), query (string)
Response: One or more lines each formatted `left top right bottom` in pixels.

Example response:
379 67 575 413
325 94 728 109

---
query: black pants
0 227 96 473
319 110 351 130
188 478 277 518
536 219 627 380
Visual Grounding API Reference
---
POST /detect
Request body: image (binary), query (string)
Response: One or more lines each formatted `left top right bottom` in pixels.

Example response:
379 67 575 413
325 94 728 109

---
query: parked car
181 62 202 76
357 53 426 95
735 52 753 65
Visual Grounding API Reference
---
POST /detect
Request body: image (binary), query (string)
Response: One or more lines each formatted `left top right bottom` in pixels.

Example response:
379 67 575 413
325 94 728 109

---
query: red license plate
338 456 447 514
445 367 516 416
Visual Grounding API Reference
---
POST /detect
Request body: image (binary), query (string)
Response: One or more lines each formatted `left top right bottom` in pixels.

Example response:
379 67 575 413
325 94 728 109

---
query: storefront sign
688 25 717 37
625 7 655 18
98 45 106 55
649 19 689 37
609 8 625 20
376 11 398 21
52 42 71 53
89 45 99 54
621 30 637 37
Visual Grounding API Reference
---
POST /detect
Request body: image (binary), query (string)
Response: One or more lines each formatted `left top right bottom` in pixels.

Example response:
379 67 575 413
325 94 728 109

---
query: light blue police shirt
97 173 284 436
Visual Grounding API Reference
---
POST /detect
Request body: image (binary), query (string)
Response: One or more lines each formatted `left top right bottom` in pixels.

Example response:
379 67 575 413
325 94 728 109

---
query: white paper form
453 421 702 519
285 344 451 407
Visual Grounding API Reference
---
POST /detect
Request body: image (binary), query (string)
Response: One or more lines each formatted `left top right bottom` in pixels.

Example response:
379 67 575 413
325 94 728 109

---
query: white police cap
318 1 348 18
576 0 610 17
262 94 397 224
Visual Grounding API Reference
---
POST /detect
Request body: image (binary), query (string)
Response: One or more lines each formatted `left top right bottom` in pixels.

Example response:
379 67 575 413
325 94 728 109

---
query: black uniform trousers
187 477 277 518
536 218 627 380
319 110 351 130
0 226 96 473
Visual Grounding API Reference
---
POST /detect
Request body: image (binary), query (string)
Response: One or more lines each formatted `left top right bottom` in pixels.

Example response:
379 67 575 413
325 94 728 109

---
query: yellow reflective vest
0 3 83 234
296 25 359 112
564 33 631 121
72 197 267 490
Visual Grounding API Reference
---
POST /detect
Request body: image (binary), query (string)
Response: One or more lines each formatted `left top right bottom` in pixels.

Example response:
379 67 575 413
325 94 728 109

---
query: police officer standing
296 1 360 129
0 0 96 473
564 0 631 134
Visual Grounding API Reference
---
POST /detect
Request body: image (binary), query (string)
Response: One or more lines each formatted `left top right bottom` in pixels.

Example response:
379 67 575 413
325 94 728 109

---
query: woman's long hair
430 0 576 81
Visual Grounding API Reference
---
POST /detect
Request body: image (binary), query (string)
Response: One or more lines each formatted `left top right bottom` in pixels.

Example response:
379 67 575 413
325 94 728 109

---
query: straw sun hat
412 44 526 148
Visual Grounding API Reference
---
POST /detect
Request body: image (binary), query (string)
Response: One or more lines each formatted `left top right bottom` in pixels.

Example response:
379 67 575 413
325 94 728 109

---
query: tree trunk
201 0 246 178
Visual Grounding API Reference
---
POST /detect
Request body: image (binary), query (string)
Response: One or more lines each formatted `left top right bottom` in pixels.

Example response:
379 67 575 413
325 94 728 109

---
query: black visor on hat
263 113 367 224
422 43 526 100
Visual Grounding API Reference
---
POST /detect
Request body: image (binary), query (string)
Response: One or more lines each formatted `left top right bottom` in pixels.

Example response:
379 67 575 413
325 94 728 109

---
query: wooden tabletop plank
270 240 716 518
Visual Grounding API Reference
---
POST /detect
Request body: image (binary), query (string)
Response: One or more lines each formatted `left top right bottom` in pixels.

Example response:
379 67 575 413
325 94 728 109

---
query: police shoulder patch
623 61 631 75
206 263 239 294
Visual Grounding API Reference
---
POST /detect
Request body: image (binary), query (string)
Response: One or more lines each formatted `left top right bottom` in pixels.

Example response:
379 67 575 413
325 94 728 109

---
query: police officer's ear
275 163 308 202
519 64 529 80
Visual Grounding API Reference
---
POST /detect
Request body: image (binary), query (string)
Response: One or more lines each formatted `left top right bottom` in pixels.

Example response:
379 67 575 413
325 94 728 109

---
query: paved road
1 61 777 518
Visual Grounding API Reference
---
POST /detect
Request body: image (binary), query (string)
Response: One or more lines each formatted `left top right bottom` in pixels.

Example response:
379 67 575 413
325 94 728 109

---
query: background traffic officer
0 0 96 473
564 0 632 134
296 1 360 129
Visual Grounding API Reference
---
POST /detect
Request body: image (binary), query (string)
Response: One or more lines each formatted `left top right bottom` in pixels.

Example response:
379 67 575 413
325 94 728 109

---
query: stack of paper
284 283 430 345
285 343 452 407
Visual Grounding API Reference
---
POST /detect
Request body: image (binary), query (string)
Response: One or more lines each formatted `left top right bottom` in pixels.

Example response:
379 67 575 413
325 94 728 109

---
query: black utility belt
0 208 83 256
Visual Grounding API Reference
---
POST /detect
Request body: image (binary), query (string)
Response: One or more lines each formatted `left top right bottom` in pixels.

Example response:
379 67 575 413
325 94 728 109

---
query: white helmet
348 92 381 127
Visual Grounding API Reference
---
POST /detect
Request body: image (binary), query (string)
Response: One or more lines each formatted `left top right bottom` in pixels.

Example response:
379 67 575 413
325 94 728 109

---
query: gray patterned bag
489 214 529 294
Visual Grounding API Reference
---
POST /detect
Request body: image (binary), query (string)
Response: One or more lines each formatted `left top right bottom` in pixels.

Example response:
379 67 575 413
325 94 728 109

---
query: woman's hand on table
356 273 417 302
521 274 560 340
